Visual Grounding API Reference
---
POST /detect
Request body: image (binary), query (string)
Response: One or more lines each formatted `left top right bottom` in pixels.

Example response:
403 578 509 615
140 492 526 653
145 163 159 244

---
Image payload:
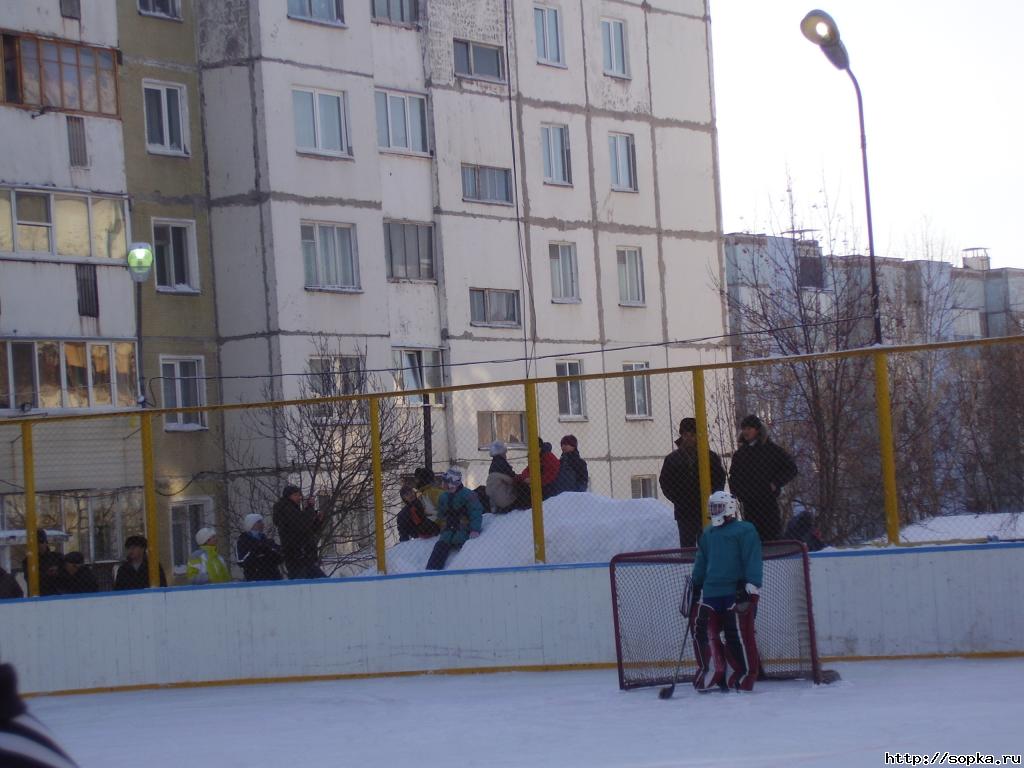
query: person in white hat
187 527 232 585
235 514 284 582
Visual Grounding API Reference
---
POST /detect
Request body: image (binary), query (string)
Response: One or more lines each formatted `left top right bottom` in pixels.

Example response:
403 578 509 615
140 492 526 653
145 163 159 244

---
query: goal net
609 541 832 689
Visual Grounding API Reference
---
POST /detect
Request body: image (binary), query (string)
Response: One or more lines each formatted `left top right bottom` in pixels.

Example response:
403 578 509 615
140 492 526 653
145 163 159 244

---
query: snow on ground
897 512 1024 543
30 659 1024 767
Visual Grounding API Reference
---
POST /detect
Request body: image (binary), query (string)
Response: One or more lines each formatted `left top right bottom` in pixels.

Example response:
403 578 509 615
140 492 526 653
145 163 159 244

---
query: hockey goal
609 541 835 689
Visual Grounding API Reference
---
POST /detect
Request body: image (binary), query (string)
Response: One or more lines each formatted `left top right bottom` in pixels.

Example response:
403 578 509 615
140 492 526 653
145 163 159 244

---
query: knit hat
124 535 148 549
413 467 435 487
443 467 462 485
282 485 302 499
678 418 697 434
400 484 416 499
64 551 85 565
560 434 578 449
489 440 507 457
243 514 264 533
740 414 763 430
195 527 216 546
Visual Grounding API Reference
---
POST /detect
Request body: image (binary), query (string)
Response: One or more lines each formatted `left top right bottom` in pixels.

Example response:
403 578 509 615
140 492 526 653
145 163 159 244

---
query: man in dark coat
57 552 99 594
0 566 23 600
21 529 64 596
113 535 167 590
551 435 589 495
236 514 285 581
272 485 326 579
659 418 726 548
727 414 798 542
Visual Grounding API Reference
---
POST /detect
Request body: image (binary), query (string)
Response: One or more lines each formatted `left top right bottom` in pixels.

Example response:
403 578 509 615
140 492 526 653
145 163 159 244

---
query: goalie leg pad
723 602 760 691
692 605 726 692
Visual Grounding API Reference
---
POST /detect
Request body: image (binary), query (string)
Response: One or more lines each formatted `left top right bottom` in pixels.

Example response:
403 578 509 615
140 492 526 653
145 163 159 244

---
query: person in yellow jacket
187 527 232 585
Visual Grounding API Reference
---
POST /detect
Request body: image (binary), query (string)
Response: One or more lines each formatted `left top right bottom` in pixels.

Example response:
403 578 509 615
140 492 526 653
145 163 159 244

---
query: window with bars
288 0 344 24
623 361 651 418
470 288 521 326
375 90 428 153
541 124 571 185
461 164 513 204
153 220 198 292
549 243 579 301
609 132 637 191
453 39 505 81
300 222 359 289
617 247 645 305
293 87 351 155
75 263 98 317
384 221 433 280
534 5 563 65
143 81 188 155
372 0 418 24
556 361 585 418
161 356 206 429
60 0 81 21
0 339 136 410
66 115 88 167
477 411 526 449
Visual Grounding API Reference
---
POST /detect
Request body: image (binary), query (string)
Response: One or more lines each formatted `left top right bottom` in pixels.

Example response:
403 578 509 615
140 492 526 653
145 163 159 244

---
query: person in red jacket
518 438 561 499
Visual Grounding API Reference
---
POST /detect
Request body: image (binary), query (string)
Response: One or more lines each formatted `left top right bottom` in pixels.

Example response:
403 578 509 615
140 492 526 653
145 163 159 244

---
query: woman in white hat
186 527 232 585
235 514 284 582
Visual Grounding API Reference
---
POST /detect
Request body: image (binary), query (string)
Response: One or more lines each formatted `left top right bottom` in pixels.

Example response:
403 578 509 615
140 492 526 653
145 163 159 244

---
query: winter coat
273 496 323 575
692 518 763 600
659 446 726 521
22 549 64 596
519 444 562 498
113 558 167 590
397 498 441 541
728 430 797 506
784 513 825 552
488 454 516 478
416 483 444 521
486 472 518 511
57 566 99 594
436 485 484 546
236 532 284 581
187 544 232 585
0 567 22 599
551 450 589 495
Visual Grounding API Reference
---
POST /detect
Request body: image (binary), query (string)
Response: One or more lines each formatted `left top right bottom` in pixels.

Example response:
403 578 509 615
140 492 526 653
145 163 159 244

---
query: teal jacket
436 486 483 546
692 519 762 599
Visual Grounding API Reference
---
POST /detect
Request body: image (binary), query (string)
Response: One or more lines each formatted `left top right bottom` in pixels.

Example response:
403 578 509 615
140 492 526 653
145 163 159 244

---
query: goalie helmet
708 491 739 527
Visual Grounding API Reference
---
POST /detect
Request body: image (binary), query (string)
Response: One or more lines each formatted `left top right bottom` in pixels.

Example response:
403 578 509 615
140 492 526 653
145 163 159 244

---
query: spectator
659 418 727 548
396 484 441 541
485 441 523 513
551 435 589 495
414 467 444 524
425 468 483 570
21 529 64 596
1 663 81 767
113 535 167 590
236 514 284 582
273 485 326 579
728 415 798 542
187 528 232 585
519 438 561 500
0 566 22 600
783 508 825 552
57 551 99 594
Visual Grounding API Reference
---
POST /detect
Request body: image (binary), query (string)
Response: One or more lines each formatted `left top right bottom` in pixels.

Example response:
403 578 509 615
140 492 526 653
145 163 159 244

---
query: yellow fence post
693 369 713 529
369 396 387 574
524 380 546 563
21 422 39 597
140 413 163 588
873 350 901 544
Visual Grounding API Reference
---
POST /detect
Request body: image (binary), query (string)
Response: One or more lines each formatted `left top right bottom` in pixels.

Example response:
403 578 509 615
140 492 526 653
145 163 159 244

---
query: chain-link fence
4 337 1023 596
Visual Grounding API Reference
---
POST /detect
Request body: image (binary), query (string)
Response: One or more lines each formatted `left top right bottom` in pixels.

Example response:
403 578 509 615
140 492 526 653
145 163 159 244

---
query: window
470 288 521 326
293 88 351 155
75 264 98 317
139 0 182 19
153 220 199 292
541 124 571 185
308 355 365 422
288 0 344 24
799 255 824 290
453 39 505 81
617 247 644 305
372 0 417 24
1 34 118 116
0 190 11 251
161 357 206 429
170 500 210 573
549 243 578 301
534 5 563 65
556 361 585 418
461 164 513 204
623 362 651 418
61 0 81 21
14 192 51 252
0 340 135 410
301 222 359 289
143 81 188 155
477 411 526 448
384 221 433 280
392 349 444 405
609 133 637 191
2 188 127 259
631 475 657 499
67 116 88 167
375 90 428 153
601 18 628 76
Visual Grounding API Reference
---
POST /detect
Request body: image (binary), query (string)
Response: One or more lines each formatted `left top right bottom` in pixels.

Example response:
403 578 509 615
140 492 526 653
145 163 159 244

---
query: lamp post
800 10 883 346
127 242 154 404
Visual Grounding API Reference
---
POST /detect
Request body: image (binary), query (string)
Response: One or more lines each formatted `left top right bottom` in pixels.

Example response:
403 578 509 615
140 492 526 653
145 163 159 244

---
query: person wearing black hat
727 415 798 542
57 551 99 594
21 529 64 596
272 485 326 579
659 418 726 548
113 535 167 590
551 435 589 496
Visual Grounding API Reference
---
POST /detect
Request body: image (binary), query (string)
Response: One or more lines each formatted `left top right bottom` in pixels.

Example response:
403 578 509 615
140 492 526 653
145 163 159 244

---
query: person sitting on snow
396 484 441 541
425 468 483 570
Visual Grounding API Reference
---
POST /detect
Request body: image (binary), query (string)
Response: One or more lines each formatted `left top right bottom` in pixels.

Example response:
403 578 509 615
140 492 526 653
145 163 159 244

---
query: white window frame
623 361 652 418
549 242 579 302
160 355 207 431
631 475 657 499
287 0 345 25
308 354 365 424
601 18 629 77
392 348 445 406
138 0 181 20
375 89 429 155
534 5 565 66
477 411 527 449
300 221 360 290
541 123 572 185
555 360 586 419
609 132 637 192
461 164 513 205
169 498 212 574
292 87 352 157
372 0 418 25
617 246 645 305
453 39 506 82
470 288 521 327
143 80 189 156
152 218 200 293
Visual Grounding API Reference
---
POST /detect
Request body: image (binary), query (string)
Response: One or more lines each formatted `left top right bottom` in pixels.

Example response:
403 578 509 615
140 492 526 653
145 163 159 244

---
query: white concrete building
198 0 729 500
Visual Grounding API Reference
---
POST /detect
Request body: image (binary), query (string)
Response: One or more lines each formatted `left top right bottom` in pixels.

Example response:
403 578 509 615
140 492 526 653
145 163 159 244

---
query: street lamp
127 242 154 405
800 10 883 346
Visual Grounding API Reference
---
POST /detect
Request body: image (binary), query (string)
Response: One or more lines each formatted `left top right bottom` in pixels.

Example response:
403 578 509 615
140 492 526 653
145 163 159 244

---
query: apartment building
198 0 728 505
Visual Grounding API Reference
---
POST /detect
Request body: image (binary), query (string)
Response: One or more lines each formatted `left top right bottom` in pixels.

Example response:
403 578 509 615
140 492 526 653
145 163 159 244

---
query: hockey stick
658 576 694 700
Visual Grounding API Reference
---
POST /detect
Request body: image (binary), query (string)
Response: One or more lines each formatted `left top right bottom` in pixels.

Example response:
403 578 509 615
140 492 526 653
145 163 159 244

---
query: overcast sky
710 1 1023 269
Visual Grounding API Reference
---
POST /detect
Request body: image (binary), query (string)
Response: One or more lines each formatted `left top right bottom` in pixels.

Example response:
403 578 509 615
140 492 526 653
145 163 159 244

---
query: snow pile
897 512 1024 543
381 491 678 574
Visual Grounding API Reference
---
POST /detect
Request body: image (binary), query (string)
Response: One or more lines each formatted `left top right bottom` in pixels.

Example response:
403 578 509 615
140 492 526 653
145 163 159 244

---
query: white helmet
708 491 739 527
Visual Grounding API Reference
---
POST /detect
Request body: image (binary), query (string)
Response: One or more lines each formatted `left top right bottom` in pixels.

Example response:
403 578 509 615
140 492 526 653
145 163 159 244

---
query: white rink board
1 543 1021 695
